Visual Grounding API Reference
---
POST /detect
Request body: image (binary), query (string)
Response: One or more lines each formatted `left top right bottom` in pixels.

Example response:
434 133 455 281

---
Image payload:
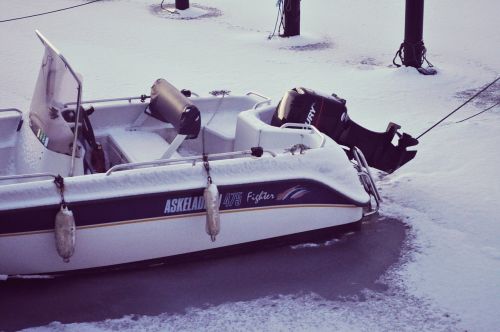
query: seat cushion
109 130 181 163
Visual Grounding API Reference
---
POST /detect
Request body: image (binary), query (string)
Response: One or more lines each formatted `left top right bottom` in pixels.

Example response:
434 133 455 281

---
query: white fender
204 183 220 241
54 205 76 262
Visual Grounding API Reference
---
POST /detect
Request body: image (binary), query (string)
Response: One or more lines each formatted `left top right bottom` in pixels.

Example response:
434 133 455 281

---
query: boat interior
72 91 285 173
0 30 335 180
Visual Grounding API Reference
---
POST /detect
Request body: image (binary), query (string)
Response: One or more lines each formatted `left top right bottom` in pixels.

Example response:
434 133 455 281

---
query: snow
0 145 369 210
1 0 499 331
20 292 458 332
153 3 220 20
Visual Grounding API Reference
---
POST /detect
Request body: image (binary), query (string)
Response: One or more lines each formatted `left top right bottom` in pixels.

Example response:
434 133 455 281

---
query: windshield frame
35 30 83 176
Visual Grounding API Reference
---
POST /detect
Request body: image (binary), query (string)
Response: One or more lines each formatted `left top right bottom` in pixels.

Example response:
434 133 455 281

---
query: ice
290 237 341 250
20 290 458 332
290 243 320 250
10 275 54 280
323 238 340 246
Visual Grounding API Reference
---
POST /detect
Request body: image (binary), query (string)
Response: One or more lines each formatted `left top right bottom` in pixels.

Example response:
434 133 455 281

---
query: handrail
63 95 150 107
353 147 381 201
63 92 200 108
246 91 272 109
279 123 326 147
0 108 22 115
246 91 270 101
35 30 82 177
0 172 57 183
352 147 381 216
106 149 277 176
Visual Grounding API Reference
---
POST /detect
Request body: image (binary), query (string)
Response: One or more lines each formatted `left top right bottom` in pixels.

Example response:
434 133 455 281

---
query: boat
0 31 416 276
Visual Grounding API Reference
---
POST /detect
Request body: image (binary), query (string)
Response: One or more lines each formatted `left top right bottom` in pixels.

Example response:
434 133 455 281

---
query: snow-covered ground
1 0 499 331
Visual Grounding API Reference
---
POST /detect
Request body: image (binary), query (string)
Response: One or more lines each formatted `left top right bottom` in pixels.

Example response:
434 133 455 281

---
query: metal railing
0 172 57 183
63 92 200 108
279 123 326 147
0 108 22 115
106 149 277 176
352 146 381 216
246 91 272 109
64 95 149 107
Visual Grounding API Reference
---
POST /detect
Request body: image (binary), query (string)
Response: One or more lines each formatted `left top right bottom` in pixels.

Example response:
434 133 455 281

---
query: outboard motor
271 88 418 173
149 79 201 139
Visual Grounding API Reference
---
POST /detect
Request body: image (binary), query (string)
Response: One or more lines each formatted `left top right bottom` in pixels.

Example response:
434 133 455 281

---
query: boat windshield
29 30 81 156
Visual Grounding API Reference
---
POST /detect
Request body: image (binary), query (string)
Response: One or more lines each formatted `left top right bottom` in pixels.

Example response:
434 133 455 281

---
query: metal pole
402 0 424 68
398 0 436 74
282 0 300 37
175 0 189 10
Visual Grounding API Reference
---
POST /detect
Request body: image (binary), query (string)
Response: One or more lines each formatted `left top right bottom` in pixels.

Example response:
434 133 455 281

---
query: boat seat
108 79 203 163
109 130 182 163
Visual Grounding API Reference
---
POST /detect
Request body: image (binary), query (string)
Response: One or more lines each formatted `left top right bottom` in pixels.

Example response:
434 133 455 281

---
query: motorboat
0 31 416 276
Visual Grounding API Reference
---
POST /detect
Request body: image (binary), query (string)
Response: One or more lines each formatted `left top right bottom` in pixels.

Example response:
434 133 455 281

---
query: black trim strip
0 203 357 237
0 179 366 235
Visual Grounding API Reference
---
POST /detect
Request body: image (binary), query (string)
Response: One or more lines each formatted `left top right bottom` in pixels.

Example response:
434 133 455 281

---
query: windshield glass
29 32 81 156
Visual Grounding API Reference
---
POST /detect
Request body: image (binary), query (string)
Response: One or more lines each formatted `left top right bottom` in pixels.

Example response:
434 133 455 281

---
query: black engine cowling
271 87 418 173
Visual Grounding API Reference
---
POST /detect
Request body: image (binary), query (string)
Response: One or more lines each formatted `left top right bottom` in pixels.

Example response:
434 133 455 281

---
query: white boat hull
1 204 361 275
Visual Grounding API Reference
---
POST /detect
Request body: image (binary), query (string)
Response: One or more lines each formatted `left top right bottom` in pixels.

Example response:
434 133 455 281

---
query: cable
416 76 500 139
0 0 103 23
268 0 283 39
455 101 500 123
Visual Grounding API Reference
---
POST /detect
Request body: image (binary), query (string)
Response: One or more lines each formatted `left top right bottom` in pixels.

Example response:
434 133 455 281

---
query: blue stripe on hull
0 179 365 235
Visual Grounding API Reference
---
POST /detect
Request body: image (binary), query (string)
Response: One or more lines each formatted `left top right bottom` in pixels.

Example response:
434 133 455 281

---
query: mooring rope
0 0 103 23
53 175 66 208
417 76 500 139
455 101 500 123
392 41 434 69
268 0 284 39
